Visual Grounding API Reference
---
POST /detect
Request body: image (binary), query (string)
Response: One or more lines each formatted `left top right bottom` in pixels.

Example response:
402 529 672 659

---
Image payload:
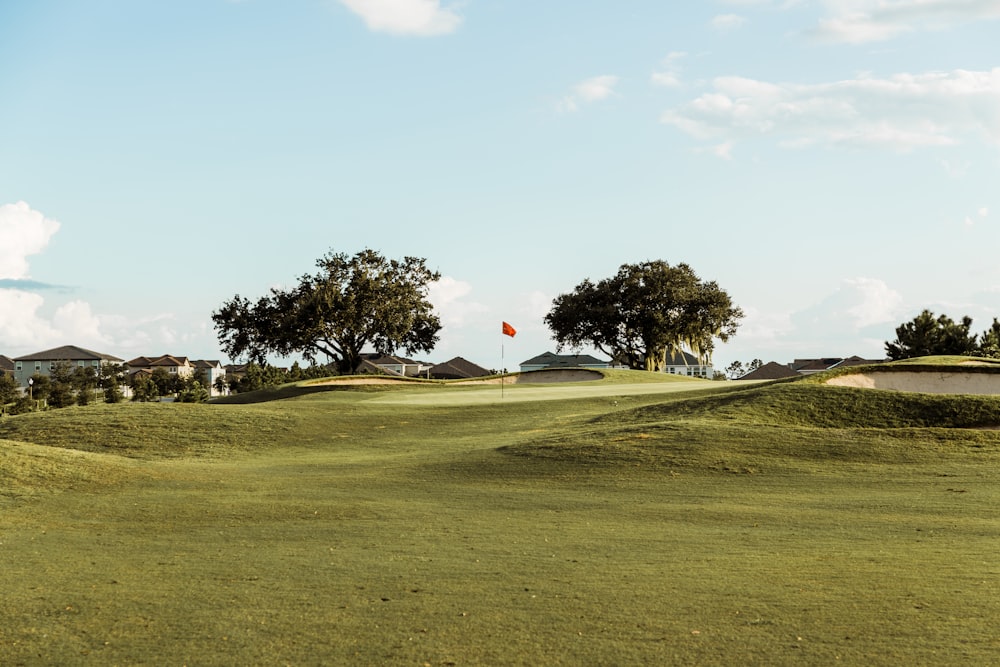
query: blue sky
2 0 999 371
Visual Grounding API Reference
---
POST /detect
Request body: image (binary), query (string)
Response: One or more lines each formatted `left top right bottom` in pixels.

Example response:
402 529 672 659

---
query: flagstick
501 339 505 399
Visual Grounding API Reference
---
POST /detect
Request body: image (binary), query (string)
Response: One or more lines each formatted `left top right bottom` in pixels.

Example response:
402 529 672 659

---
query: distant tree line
1 362 216 416
216 361 340 395
886 310 1000 360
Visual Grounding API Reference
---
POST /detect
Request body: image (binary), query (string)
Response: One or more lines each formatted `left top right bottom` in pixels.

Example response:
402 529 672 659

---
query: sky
2 0 1000 373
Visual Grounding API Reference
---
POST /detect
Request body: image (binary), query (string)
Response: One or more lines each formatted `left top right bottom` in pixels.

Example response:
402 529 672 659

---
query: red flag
502 321 517 337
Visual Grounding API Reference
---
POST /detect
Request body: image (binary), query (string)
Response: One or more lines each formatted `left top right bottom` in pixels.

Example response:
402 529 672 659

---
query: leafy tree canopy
544 260 743 371
213 249 442 374
0 373 18 406
977 318 1000 359
885 310 980 360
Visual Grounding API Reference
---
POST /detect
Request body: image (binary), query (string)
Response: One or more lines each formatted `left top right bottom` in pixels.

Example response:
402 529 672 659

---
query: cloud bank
813 0 1000 43
0 201 207 358
662 68 1000 153
0 201 60 280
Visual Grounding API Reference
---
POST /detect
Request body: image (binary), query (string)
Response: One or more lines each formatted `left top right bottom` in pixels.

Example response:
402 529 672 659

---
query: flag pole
500 321 516 400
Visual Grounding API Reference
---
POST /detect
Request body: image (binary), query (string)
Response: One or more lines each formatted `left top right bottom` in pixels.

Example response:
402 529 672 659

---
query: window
15 362 22 371
78 361 86 367
35 362 42 371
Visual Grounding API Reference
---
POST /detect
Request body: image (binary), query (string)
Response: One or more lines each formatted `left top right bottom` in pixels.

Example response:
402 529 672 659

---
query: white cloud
962 206 990 226
526 290 552 320
54 300 106 346
696 141 735 159
574 75 619 102
662 68 1000 153
428 275 488 328
651 51 687 88
840 277 905 329
557 75 620 113
338 0 462 36
0 289 59 347
0 201 60 280
812 0 1000 43
0 201 211 360
711 13 748 31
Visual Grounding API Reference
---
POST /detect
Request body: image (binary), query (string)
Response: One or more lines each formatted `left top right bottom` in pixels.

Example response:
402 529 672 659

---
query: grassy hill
2 364 1000 664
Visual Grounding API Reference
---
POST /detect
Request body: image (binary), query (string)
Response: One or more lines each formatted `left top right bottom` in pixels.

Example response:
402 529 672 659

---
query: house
738 361 801 381
789 357 886 374
660 350 713 379
833 355 885 369
790 358 846 374
126 355 196 378
361 353 430 377
128 356 228 396
737 356 886 380
193 359 227 396
0 354 14 377
224 363 249 380
519 352 611 372
428 357 491 380
12 345 125 389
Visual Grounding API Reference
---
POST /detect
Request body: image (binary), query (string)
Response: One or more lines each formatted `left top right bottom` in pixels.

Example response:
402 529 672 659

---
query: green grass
2 365 1000 664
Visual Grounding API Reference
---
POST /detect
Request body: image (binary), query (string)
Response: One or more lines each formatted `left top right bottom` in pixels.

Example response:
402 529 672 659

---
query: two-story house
12 345 125 389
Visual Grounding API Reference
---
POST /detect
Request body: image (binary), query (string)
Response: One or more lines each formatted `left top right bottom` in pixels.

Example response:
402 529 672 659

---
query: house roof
193 359 223 369
520 351 608 367
833 355 886 368
127 355 191 368
429 356 490 379
151 355 191 367
355 358 402 376
791 358 844 372
0 354 14 371
738 361 800 380
14 345 124 363
664 350 706 366
362 353 422 366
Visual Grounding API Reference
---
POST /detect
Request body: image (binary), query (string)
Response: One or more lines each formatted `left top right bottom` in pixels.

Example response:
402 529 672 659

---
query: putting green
372 379 724 405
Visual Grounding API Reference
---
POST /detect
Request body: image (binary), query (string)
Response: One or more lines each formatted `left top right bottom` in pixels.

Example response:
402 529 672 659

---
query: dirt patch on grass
827 370 1000 395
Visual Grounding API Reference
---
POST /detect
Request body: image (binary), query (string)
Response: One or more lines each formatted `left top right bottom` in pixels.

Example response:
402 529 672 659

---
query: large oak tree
213 249 442 374
545 260 743 371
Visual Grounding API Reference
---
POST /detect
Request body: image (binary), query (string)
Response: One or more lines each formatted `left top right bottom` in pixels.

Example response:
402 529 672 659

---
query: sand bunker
826 370 1000 395
308 368 604 387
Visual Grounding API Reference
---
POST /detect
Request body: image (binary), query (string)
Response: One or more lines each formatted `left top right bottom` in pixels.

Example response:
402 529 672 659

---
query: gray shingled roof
664 350 706 366
0 354 14 371
14 345 124 362
520 351 608 367
429 356 490 379
738 361 800 380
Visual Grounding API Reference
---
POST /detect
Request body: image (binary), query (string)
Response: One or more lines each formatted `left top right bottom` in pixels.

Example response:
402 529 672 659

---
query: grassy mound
503 378 1000 471
0 439 143 501
626 381 1000 429
0 402 297 458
